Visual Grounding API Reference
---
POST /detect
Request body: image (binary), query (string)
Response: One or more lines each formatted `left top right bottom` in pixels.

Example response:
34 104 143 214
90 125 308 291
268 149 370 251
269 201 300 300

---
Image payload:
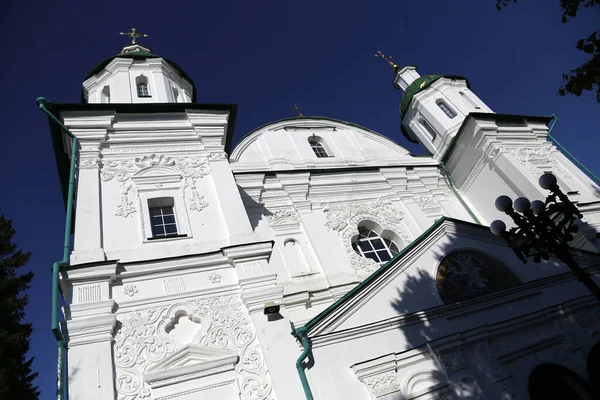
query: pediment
305 218 525 337
144 344 238 387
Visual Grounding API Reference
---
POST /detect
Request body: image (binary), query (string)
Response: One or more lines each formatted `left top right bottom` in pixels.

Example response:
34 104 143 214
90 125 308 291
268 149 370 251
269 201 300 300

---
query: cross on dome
119 28 148 44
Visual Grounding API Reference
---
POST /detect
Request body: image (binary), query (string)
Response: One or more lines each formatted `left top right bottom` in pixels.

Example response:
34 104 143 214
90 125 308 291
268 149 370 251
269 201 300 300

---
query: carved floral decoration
100 154 211 218
123 284 138 298
113 294 274 400
324 198 411 276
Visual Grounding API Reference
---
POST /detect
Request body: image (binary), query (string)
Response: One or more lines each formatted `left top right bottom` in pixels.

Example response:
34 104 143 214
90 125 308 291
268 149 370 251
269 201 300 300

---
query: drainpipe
546 114 600 187
37 97 78 400
291 323 314 400
438 161 481 224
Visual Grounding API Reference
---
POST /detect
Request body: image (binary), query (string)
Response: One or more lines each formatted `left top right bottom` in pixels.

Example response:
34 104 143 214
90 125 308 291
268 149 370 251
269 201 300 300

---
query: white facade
46 49 600 400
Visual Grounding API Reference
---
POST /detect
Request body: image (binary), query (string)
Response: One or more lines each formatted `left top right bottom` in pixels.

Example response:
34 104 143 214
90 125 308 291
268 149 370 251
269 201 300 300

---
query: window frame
420 118 437 141
436 100 457 118
135 75 152 98
352 227 401 265
308 135 333 158
148 199 183 240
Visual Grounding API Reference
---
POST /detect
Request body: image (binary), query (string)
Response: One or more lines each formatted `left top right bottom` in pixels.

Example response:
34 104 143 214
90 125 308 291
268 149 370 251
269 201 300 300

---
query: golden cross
291 105 304 117
375 50 399 71
119 28 148 44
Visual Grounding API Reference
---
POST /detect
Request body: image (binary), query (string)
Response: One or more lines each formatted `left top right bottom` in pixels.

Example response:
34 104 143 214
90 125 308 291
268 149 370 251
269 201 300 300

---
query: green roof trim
43 102 238 208
81 52 197 103
303 216 480 333
399 75 471 143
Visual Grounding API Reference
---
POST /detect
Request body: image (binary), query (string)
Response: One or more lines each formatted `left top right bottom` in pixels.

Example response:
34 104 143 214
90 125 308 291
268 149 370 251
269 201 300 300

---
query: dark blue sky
1 0 599 398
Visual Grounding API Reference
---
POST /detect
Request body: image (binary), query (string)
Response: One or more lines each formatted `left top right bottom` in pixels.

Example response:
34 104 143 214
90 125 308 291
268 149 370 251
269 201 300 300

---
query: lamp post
490 172 600 303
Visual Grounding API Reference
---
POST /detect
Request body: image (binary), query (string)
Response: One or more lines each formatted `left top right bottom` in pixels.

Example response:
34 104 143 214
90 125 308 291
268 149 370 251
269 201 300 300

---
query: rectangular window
149 205 178 238
137 84 150 97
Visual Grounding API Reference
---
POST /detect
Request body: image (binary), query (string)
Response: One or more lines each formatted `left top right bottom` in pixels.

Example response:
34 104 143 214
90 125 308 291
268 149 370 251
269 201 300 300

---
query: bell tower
394 65 493 158
82 29 195 104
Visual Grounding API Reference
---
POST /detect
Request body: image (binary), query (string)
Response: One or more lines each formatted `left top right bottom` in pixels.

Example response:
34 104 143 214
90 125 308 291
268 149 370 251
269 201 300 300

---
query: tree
497 0 600 102
0 215 39 399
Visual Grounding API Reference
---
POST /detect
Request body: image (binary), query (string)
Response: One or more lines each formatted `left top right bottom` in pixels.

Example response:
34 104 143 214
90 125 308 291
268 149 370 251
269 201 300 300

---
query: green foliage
0 215 39 400
497 0 600 102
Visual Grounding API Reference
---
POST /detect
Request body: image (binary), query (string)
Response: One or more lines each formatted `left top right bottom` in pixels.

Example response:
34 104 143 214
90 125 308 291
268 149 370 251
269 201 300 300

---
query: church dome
81 44 197 103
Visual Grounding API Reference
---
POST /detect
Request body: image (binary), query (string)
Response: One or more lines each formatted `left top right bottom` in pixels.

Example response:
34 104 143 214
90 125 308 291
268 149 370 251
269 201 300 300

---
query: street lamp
490 172 600 302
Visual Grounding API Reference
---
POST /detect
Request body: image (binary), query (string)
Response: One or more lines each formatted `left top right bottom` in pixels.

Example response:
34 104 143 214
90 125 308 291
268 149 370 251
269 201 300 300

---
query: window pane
151 224 165 237
367 230 378 238
162 215 176 224
164 224 178 235
358 230 369 238
149 207 162 217
358 240 373 252
389 242 399 254
371 239 385 250
365 252 380 262
377 250 391 262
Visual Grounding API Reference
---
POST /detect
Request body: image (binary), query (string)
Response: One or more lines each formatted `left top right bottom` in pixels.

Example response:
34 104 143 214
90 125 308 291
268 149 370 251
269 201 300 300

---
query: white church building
41 37 600 400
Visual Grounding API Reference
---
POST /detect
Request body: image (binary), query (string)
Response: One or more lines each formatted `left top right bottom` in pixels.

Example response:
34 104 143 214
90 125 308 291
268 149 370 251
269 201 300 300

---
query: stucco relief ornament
123 284 139 297
78 157 100 169
508 145 572 181
113 295 275 400
101 154 212 217
265 209 301 226
115 182 137 218
324 198 411 276
414 194 442 215
363 371 401 397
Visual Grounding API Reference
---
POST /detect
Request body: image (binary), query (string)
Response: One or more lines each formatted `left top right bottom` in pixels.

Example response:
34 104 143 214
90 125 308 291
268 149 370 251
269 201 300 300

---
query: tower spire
375 51 399 72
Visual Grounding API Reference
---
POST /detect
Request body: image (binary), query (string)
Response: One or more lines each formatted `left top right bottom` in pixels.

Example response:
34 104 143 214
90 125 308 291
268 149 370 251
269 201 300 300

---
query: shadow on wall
386 230 600 400
237 186 272 231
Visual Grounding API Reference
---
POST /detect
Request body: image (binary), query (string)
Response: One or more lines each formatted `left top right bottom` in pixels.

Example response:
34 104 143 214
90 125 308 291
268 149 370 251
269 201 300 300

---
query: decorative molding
362 371 401 397
113 294 275 400
102 154 212 216
238 261 264 278
124 284 139 298
209 151 228 160
324 197 403 232
505 144 573 183
208 272 222 284
79 157 100 169
414 194 442 215
265 209 301 227
74 283 102 304
324 198 412 276
115 182 136 218
102 145 204 154
163 276 186 295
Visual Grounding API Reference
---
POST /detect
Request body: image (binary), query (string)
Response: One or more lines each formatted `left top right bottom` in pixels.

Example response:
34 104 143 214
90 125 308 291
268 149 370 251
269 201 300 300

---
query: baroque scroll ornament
101 154 211 217
113 294 275 400
324 198 411 276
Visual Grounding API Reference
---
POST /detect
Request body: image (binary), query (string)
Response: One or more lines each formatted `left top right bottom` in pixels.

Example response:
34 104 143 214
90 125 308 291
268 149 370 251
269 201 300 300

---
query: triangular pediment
304 218 528 338
144 344 238 387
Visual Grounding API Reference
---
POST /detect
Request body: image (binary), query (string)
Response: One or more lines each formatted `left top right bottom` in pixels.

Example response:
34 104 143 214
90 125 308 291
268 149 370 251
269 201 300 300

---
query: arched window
436 250 520 303
101 85 110 104
436 100 456 118
459 90 481 110
308 136 331 158
420 118 437 141
352 225 401 265
172 87 180 103
529 363 595 400
136 76 151 97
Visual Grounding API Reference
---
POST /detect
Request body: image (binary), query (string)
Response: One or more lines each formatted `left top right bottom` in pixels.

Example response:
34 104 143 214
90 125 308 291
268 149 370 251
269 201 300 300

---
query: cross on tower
291 105 304 117
119 28 148 44
375 51 399 71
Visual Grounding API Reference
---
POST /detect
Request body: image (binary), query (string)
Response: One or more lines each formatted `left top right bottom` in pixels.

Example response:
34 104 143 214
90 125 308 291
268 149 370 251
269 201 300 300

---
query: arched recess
136 75 150 97
101 85 110 103
529 363 595 400
436 250 521 304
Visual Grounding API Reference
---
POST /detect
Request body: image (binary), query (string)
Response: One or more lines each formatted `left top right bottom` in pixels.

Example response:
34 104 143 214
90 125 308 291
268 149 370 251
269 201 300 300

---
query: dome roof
81 47 197 103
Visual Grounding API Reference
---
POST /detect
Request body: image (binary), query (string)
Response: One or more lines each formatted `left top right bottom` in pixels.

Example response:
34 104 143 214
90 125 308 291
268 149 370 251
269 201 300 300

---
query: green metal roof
81 51 197 103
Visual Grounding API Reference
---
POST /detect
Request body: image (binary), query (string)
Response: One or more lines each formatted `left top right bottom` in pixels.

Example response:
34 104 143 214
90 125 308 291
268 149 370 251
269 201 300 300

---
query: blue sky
1 0 599 398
